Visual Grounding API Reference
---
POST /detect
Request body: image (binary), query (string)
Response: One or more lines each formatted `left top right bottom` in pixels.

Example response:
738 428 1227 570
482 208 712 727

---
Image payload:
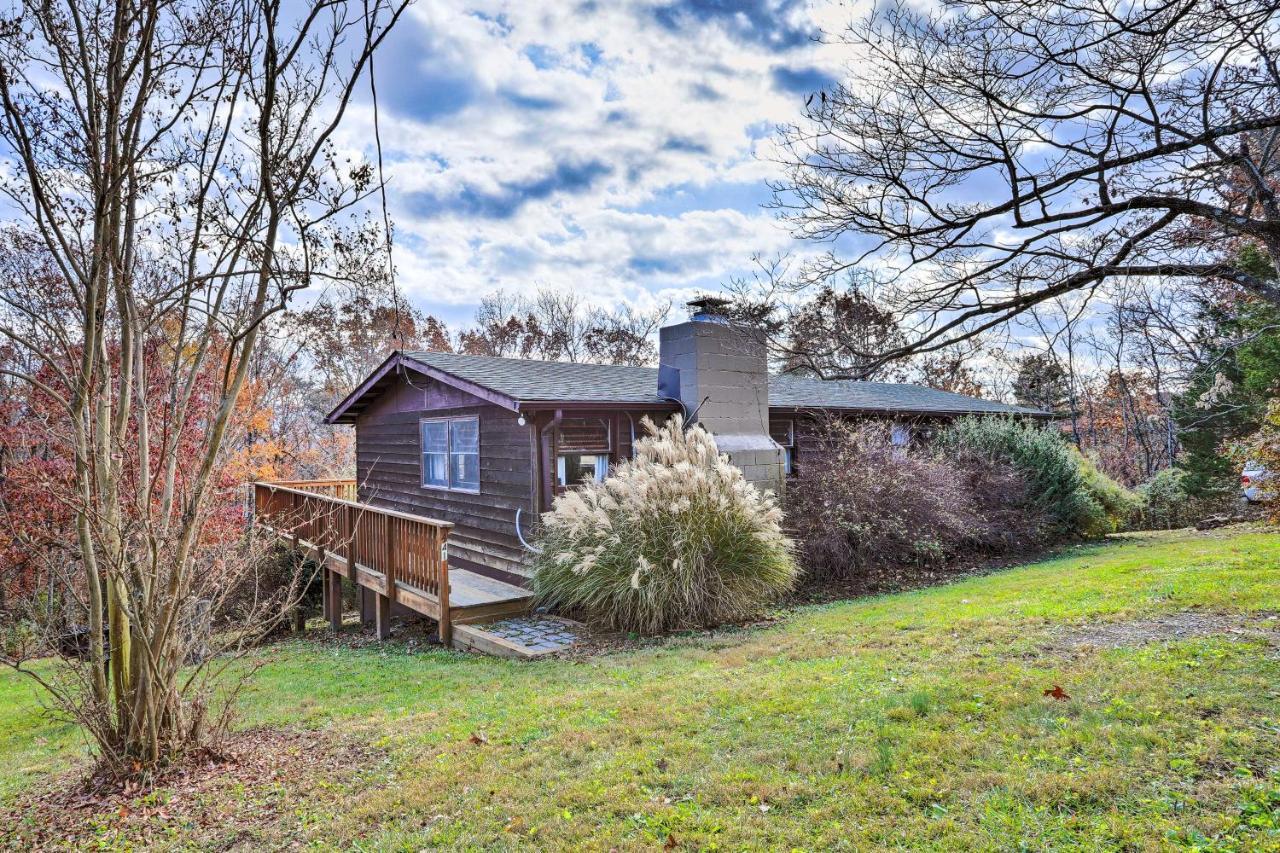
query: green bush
939 417 1116 538
1076 451 1142 535
1137 468 1198 529
532 415 798 634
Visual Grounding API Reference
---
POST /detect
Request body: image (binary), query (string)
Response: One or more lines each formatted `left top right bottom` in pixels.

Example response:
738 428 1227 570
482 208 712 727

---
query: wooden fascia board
324 351 401 424
324 352 520 424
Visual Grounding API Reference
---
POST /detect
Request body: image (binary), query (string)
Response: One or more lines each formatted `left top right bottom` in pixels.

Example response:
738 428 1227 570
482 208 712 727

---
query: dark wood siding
355 376 535 584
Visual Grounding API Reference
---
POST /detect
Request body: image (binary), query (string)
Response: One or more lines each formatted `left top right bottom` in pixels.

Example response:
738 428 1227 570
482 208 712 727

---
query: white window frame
420 415 480 493
773 418 797 476
556 452 610 487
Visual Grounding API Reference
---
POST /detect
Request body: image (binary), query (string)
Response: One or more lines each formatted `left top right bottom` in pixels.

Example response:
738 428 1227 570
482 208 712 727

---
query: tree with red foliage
0 0 408 774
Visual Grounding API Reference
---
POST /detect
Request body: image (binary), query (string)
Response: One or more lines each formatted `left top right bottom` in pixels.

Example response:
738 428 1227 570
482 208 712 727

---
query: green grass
4 527 1280 849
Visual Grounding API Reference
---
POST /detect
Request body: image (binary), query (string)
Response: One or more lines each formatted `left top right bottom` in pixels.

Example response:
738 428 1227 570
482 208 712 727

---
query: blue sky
336 0 857 326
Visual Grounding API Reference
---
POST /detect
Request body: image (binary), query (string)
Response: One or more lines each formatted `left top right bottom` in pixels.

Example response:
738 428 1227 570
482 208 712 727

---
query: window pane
450 417 479 453
769 418 794 447
423 452 448 487
452 452 479 490
558 453 604 486
421 421 448 453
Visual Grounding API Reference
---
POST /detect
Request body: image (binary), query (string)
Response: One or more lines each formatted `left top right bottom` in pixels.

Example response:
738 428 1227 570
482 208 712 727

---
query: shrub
531 415 798 634
939 416 1105 537
1076 451 1142 535
1136 468 1197 529
789 420 1044 583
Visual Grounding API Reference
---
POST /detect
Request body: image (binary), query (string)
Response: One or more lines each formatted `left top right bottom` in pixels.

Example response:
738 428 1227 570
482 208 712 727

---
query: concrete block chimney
658 297 785 495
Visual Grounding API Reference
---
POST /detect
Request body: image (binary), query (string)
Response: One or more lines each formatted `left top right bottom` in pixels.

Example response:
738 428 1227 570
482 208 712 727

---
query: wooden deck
253 481 532 645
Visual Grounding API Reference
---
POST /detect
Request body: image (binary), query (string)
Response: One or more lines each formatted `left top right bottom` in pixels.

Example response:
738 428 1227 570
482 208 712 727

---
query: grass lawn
3 526 1280 850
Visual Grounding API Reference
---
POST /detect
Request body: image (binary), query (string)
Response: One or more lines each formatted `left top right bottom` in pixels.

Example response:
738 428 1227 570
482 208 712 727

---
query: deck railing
265 478 358 502
252 481 454 643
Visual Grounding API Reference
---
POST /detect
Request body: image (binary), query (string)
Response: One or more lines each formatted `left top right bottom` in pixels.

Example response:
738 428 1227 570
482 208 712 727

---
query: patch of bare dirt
1048 609 1280 653
1 726 387 851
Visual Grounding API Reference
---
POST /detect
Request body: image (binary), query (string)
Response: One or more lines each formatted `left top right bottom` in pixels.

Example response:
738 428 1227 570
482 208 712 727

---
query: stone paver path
481 615 582 654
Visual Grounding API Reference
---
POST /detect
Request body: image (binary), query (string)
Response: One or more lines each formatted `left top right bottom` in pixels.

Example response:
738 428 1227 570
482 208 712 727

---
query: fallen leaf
664 833 678 850
1043 685 1070 701
469 732 489 746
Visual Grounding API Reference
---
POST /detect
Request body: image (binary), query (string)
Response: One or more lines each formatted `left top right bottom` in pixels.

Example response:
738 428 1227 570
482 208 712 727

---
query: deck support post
375 592 391 641
437 537 451 648
321 568 331 622
328 568 343 633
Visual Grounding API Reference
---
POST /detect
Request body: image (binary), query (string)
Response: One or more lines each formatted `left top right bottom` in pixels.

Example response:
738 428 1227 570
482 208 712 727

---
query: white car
1242 461 1272 503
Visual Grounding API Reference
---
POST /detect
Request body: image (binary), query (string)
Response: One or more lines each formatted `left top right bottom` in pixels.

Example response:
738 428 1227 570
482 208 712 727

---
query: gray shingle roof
407 351 667 404
768 375 1044 416
405 351 1044 416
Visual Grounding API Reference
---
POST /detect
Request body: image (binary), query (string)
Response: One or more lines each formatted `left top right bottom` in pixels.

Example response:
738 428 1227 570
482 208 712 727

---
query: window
421 416 480 491
890 423 912 461
770 417 796 476
555 417 613 489
557 453 610 487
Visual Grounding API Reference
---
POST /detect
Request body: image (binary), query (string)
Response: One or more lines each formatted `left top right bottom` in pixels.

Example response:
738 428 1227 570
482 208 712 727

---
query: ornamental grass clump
531 415 797 634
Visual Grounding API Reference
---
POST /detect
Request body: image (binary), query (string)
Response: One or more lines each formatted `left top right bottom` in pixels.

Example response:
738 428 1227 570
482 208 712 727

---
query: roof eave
323 351 521 425
324 351 402 425
766 403 1053 419
515 399 680 412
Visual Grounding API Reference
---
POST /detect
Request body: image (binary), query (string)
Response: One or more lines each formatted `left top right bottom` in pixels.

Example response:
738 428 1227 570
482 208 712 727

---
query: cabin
320 298 1045 590
253 298 1044 655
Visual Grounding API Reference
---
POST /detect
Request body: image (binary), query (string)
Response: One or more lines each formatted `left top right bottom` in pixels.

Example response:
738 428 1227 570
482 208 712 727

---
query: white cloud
332 0 855 324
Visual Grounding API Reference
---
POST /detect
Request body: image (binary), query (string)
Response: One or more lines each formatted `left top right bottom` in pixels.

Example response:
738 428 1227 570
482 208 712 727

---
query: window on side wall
890 423 912 461
420 416 480 492
770 417 796 476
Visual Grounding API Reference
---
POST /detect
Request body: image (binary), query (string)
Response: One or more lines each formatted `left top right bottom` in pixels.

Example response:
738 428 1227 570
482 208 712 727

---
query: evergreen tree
1013 354 1071 416
1173 247 1280 498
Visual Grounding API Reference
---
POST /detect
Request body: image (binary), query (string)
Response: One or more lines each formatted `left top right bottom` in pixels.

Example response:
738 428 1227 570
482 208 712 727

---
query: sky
335 0 860 327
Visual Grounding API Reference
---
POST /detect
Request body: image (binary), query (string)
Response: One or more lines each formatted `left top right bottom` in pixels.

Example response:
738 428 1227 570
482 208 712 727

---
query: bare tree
286 283 441 408
459 287 669 366
582 303 669 366
773 0 1280 370
0 0 407 772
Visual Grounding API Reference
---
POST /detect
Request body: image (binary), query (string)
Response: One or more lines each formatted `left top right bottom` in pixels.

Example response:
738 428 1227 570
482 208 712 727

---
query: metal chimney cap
687 295 732 322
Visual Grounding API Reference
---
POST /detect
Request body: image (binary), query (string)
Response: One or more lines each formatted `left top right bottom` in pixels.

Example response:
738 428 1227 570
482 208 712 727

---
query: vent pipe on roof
686 295 733 325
